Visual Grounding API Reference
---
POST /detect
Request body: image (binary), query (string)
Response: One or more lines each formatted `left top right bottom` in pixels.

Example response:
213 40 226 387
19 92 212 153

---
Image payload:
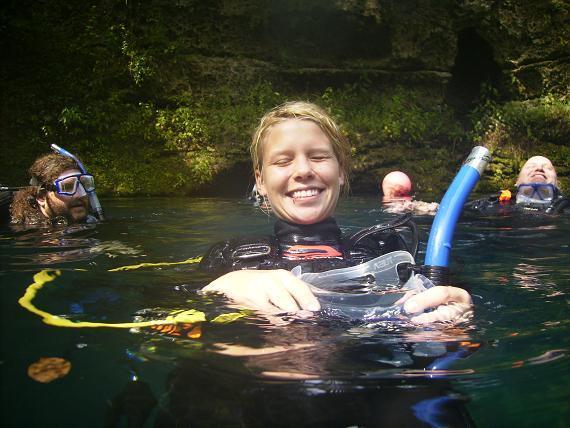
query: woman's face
255 119 344 225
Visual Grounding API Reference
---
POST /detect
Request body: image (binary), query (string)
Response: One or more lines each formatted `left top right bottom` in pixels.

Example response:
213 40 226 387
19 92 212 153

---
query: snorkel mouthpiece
50 144 104 220
422 146 491 285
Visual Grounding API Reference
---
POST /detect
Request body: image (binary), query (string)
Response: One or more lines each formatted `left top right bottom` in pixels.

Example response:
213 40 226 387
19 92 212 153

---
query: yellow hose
108 256 202 272
18 270 206 328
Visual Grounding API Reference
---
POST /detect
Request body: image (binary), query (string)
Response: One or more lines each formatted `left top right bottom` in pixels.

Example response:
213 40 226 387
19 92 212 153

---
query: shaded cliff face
1 0 568 195
169 0 567 99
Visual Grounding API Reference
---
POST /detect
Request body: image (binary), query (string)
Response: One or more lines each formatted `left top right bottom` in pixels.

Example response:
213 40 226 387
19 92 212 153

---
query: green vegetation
1 0 568 196
319 85 468 194
470 88 570 192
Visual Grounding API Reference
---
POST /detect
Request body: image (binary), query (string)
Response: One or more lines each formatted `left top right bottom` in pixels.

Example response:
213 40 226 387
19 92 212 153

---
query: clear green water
1 197 568 427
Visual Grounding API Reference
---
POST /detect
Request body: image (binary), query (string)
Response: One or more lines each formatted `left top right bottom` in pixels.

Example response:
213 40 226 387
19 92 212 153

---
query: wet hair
10 153 80 224
29 153 80 188
250 101 351 194
9 187 46 224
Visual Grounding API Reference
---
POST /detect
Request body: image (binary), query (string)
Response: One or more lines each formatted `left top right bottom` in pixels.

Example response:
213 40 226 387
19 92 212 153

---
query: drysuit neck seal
275 218 342 245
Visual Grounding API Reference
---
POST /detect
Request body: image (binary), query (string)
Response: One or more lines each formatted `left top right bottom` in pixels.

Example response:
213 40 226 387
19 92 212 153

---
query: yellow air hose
18 269 247 329
108 256 202 272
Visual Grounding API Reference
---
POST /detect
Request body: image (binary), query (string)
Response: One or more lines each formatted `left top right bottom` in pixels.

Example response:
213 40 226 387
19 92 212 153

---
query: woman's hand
202 269 321 314
397 286 473 324
204 270 472 324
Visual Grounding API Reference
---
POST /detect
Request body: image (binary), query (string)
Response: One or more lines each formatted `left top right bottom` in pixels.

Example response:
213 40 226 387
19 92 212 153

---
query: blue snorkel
292 146 490 321
421 146 491 285
50 144 105 221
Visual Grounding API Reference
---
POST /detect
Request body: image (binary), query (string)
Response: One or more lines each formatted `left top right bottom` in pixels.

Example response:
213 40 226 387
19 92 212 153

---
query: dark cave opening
196 161 254 197
445 28 503 112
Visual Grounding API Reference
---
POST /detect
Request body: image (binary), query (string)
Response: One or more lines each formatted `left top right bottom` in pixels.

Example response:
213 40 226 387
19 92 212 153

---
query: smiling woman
200 101 472 323
254 115 345 225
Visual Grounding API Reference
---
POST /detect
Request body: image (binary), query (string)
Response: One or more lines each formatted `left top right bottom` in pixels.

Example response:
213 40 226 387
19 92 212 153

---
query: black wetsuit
465 191 570 216
200 215 418 277
154 215 475 427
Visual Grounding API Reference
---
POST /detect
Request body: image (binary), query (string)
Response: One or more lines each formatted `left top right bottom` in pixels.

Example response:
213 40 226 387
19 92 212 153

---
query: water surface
1 197 568 427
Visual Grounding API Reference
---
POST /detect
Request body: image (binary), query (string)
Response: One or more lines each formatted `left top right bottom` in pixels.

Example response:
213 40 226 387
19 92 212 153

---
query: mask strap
29 176 47 193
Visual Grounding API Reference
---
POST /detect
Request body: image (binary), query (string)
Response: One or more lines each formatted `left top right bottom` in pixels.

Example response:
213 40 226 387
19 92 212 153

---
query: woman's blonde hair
250 101 351 194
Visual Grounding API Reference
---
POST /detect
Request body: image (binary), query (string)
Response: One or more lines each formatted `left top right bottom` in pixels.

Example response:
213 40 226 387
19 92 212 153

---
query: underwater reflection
114 287 481 426
5 197 569 428
512 262 561 296
144 315 478 428
4 223 142 265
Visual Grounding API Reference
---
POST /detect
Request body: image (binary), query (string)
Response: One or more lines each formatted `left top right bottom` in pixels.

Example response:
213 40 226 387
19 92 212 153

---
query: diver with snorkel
200 101 473 323
6 144 104 226
16 103 488 427
465 155 569 216
158 102 486 427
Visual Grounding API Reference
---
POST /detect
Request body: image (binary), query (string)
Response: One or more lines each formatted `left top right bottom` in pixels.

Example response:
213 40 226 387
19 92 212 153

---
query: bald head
516 156 557 187
382 171 412 199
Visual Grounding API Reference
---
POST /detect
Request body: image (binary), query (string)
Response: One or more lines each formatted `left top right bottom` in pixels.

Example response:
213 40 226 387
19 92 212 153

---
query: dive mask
48 173 95 196
516 183 557 205
292 251 433 321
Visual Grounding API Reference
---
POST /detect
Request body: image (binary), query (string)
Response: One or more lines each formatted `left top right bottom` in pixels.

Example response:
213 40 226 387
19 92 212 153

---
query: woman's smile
256 119 344 225
289 188 321 201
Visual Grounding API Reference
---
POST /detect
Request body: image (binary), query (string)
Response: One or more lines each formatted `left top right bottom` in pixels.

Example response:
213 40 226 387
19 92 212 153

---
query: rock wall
184 0 568 100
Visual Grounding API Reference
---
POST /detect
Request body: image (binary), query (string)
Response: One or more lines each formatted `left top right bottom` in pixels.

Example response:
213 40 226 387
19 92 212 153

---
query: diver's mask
516 183 558 206
50 144 104 220
46 173 96 196
292 251 433 321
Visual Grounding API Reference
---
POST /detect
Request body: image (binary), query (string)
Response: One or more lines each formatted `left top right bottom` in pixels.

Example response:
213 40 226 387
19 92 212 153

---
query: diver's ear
255 169 267 196
339 171 345 187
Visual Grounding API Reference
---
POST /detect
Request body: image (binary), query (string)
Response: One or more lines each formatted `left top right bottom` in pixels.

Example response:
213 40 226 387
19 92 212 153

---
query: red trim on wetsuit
282 245 343 261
